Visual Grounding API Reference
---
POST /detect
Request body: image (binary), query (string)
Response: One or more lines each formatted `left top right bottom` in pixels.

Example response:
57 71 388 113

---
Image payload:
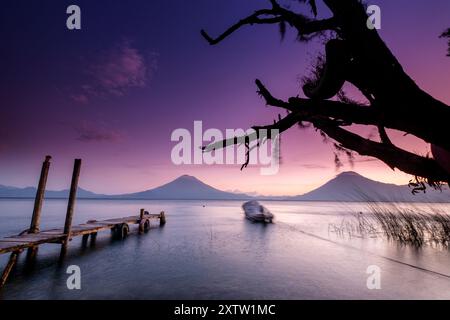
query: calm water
1 199 450 300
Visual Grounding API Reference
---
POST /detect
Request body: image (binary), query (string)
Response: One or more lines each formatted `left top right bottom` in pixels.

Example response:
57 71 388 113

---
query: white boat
242 201 274 223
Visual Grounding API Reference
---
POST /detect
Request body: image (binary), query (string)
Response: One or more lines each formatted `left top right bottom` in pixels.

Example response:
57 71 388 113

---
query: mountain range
0 172 449 202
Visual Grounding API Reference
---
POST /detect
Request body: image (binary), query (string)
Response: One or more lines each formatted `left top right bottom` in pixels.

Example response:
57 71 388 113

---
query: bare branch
378 125 393 146
256 81 450 152
201 4 336 46
201 9 281 45
255 79 294 111
256 79 377 126
202 112 298 153
316 122 450 183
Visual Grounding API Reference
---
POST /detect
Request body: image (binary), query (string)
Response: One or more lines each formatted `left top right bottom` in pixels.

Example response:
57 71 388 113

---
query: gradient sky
1 0 449 195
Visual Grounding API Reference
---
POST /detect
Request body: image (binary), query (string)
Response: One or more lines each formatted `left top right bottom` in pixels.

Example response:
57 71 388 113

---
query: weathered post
60 159 82 258
81 234 89 247
160 211 166 226
0 251 21 289
139 208 145 233
90 232 97 246
25 246 38 271
29 156 52 233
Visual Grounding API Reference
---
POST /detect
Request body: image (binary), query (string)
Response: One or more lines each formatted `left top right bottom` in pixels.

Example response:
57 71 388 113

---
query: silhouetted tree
201 0 450 188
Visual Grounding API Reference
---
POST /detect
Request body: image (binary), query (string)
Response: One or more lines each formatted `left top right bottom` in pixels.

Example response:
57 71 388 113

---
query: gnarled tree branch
315 122 450 184
201 1 336 46
201 0 450 185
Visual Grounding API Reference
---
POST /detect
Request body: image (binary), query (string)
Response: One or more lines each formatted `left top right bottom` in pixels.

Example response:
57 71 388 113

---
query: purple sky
1 0 449 195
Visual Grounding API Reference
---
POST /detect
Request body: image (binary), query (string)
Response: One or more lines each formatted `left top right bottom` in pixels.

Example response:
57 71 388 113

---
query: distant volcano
116 175 251 200
289 171 450 202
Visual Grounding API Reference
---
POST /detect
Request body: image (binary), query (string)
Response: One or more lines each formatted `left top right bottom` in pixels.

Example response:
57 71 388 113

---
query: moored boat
242 200 274 223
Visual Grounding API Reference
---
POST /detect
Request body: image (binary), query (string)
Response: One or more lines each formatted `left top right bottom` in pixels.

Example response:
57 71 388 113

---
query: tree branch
201 4 336 46
378 125 393 145
201 9 281 45
315 122 450 183
257 80 450 152
256 79 378 126
202 112 298 153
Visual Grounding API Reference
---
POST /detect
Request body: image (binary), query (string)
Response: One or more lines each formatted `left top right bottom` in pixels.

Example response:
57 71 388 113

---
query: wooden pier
0 156 166 289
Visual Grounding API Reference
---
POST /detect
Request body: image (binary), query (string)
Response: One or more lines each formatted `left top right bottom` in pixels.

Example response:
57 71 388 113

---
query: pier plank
0 242 28 252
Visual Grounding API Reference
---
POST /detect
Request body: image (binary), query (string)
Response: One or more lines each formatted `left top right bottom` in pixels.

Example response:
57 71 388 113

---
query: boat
242 201 274 223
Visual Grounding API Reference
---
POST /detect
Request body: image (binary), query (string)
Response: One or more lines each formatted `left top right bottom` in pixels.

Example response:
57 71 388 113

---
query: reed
330 203 450 248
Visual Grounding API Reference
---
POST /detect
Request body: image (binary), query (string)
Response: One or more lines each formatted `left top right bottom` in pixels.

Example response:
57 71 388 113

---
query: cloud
298 163 329 169
91 40 149 95
75 121 124 143
353 157 379 163
70 93 89 104
72 40 158 103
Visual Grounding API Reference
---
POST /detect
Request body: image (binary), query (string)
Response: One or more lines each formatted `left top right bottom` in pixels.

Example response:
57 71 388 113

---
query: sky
0 0 449 196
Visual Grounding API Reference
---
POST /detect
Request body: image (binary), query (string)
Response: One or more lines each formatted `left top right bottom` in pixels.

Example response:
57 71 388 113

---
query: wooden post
160 211 166 226
90 232 97 246
81 234 89 247
139 208 145 233
25 246 38 271
0 251 20 289
60 159 82 258
29 156 51 233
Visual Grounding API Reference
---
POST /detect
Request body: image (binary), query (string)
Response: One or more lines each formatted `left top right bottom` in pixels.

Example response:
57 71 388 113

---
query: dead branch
201 1 336 46
315 122 450 184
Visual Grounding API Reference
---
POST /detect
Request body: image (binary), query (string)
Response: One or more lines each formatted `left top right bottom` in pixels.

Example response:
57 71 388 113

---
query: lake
1 199 450 299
